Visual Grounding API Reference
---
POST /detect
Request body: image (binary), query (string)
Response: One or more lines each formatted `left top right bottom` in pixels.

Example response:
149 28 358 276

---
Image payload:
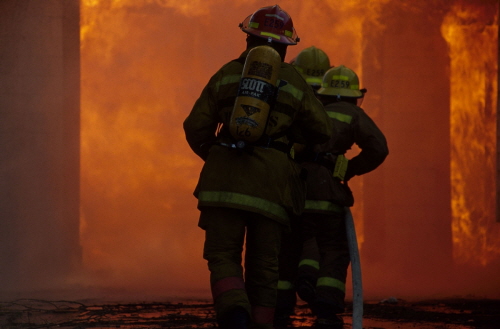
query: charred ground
1 297 499 328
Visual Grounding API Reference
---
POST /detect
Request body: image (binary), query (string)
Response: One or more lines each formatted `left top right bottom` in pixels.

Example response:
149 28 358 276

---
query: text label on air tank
248 61 273 79
237 77 275 103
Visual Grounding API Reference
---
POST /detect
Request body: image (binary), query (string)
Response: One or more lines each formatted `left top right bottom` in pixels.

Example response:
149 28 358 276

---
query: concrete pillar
361 3 454 296
0 0 81 291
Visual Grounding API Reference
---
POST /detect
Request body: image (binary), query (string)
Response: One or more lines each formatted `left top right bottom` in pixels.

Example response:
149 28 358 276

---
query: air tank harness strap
214 137 291 155
304 152 336 170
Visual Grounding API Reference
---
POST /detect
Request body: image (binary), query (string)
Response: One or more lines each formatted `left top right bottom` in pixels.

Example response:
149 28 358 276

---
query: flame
442 3 500 266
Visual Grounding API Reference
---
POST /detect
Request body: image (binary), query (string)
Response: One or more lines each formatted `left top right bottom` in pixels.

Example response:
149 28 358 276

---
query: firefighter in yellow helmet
183 5 333 329
274 45 333 326
291 46 332 91
288 65 388 329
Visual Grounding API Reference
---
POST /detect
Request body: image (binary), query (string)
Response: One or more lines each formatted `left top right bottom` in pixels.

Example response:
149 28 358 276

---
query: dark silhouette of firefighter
183 5 333 329
275 63 389 329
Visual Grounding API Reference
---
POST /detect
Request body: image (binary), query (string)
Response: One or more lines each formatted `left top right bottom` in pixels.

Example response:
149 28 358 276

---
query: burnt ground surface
0 297 499 329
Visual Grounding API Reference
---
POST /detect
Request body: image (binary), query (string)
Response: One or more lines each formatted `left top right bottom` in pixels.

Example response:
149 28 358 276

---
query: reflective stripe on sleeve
327 111 353 124
215 74 240 92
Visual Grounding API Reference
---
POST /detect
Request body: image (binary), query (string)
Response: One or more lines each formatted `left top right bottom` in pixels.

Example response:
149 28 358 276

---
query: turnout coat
184 49 333 226
301 100 389 212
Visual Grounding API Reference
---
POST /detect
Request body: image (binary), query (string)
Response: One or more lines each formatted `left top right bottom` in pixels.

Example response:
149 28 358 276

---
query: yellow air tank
229 45 281 143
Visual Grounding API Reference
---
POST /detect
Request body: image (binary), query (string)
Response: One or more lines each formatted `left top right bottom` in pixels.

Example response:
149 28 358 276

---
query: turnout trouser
276 215 302 316
277 208 350 318
200 207 283 329
301 210 350 315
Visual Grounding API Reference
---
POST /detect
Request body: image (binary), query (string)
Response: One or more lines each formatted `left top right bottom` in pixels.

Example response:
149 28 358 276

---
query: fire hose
345 207 363 329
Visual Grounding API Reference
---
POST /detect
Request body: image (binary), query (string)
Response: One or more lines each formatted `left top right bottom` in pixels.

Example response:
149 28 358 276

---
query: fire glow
442 2 500 266
80 0 499 297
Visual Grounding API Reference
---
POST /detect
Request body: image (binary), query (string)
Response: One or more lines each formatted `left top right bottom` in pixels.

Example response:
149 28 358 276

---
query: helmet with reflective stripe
317 65 363 97
292 46 331 89
239 5 299 45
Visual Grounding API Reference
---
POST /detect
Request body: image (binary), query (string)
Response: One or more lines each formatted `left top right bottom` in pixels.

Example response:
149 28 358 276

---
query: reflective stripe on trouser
200 207 281 326
317 277 346 291
211 276 246 300
301 210 350 312
297 237 320 282
276 280 296 314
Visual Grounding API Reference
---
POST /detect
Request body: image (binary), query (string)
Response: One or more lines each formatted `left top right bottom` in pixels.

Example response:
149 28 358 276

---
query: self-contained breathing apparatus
222 44 290 155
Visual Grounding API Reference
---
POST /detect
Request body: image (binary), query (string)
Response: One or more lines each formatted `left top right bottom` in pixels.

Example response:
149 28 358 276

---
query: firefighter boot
311 300 344 329
314 315 344 329
218 306 250 329
274 288 296 328
296 276 316 304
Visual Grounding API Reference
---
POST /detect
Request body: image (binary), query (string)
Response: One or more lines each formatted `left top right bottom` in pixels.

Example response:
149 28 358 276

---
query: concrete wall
0 0 81 291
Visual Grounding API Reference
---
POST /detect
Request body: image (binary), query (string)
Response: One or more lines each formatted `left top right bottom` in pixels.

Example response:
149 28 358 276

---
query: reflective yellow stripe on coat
198 191 289 222
304 200 343 213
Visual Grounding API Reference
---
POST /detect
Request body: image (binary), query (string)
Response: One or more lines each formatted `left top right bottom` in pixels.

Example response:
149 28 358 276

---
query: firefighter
292 65 388 329
183 5 333 329
274 45 333 326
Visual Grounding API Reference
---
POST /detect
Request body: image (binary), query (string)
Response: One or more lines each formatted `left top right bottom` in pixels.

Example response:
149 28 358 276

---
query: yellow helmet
317 65 363 97
292 46 330 89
